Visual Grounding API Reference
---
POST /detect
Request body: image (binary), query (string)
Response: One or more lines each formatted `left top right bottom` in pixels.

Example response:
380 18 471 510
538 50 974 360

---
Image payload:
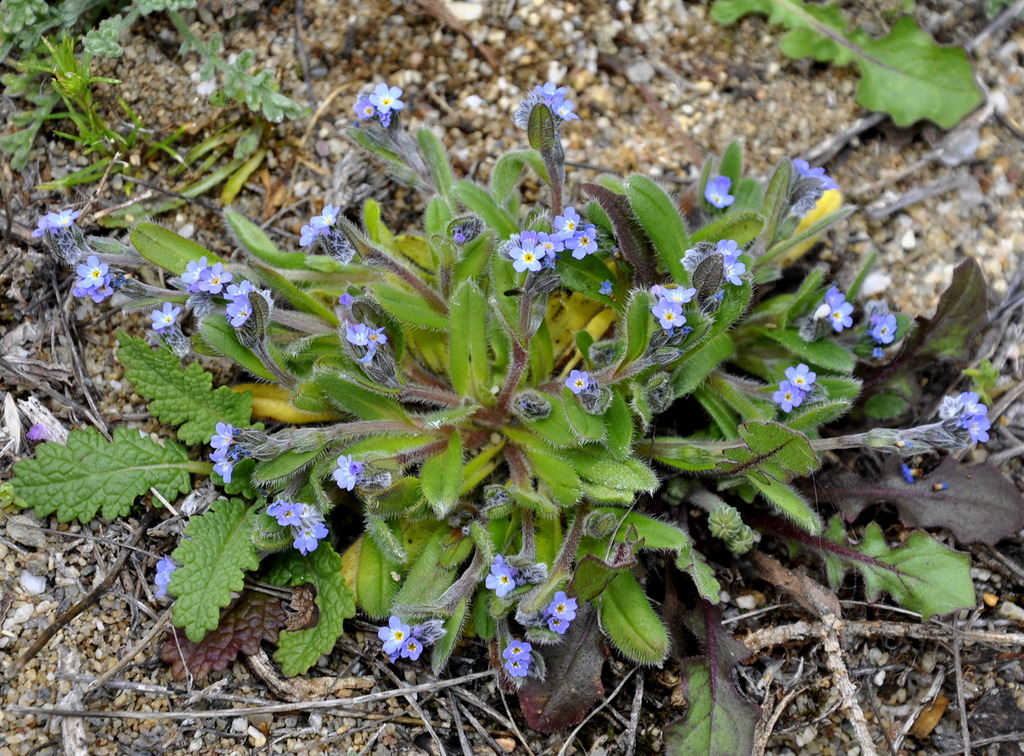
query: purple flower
32 208 82 237
652 298 685 330
197 262 232 294
555 98 578 121
509 235 546 273
535 81 568 106
267 499 305 527
181 257 209 292
502 640 532 678
825 286 846 309
154 556 176 598
211 447 234 483
828 300 854 333
546 591 577 621
566 369 590 395
300 224 324 247
379 616 412 657
339 292 353 307
959 392 987 419
784 363 816 394
566 225 598 259
369 83 404 114
717 239 739 258
226 298 252 328
553 207 581 236
485 555 518 598
869 313 897 345
310 204 339 230
536 230 566 258
294 522 329 555
547 616 569 634
354 96 377 120
75 255 108 290
793 159 839 192
211 422 235 450
705 176 735 209
226 280 254 300
900 463 915 484
346 322 371 346
652 284 695 305
964 414 991 443
26 423 48 442
401 637 424 661
773 380 804 413
150 302 181 332
723 256 746 286
333 454 364 491
599 280 613 296
73 279 114 303
504 656 530 678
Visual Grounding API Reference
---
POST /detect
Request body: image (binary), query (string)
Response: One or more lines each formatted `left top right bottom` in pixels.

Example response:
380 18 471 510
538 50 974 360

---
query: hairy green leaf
625 175 688 282
599 570 669 665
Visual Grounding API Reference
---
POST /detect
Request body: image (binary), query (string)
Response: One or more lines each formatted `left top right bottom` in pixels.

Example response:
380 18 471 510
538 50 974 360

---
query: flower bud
708 505 744 541
727 524 756 555
513 390 552 421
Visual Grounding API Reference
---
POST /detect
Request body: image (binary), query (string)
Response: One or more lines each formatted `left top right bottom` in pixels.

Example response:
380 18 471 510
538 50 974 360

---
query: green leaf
747 476 821 535
370 280 448 330
11 427 193 523
197 315 276 381
760 328 855 373
170 498 260 643
453 180 518 238
625 175 688 282
562 390 607 443
491 149 549 202
273 543 356 674
431 598 468 673
131 222 220 275
621 289 654 368
670 332 736 398
724 421 820 482
524 444 583 509
419 431 463 517
689 211 764 247
417 127 455 207
711 0 982 127
117 332 252 445
600 570 669 665
248 261 339 326
252 447 324 486
315 371 412 423
819 519 974 619
225 208 305 269
583 182 657 285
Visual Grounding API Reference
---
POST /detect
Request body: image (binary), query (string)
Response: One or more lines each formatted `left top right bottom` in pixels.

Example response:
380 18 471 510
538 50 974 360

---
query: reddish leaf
160 591 288 681
821 456 1024 545
517 604 608 732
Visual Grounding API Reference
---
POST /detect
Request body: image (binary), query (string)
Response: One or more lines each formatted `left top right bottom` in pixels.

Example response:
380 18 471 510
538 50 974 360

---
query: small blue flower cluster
773 363 817 413
705 176 735 209
865 302 898 359
565 369 590 395
354 83 405 128
485 554 518 597
209 421 247 484
718 239 747 287
940 391 991 444
822 287 854 333
299 203 357 263
345 322 388 364
502 639 533 678
544 590 578 635
650 283 696 332
154 555 176 597
333 453 364 491
505 211 598 274
181 256 232 295
513 81 579 130
793 159 839 192
377 615 446 662
267 499 329 555
73 254 115 303
32 208 81 238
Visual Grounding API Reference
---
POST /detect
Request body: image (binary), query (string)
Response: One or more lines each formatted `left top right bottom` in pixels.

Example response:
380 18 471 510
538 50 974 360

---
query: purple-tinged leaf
821 457 1024 545
160 591 288 681
517 604 608 732
664 600 759 756
582 182 657 285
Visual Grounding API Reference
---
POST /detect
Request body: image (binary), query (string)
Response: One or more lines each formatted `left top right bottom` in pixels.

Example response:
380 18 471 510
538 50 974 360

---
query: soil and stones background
1 0 1024 753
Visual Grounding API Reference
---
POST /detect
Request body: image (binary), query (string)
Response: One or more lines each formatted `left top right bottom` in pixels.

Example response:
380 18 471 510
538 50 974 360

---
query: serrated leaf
711 0 982 127
117 332 252 445
160 591 288 681
823 457 1024 546
518 604 608 732
723 421 819 482
170 498 261 643
817 518 974 619
273 543 356 675
11 427 193 522
599 570 669 665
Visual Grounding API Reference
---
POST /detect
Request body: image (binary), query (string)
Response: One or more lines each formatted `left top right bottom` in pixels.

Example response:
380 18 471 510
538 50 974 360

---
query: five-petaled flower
211 422 235 451
486 555 518 598
181 257 209 292
824 287 854 333
502 640 533 678
566 224 598 259
566 369 590 395
267 499 305 527
554 207 581 236
379 616 411 658
773 380 804 413
76 255 108 290
370 83 404 114
333 454 364 491
198 262 232 294
150 302 181 332
545 590 578 634
32 208 82 237
785 363 816 393
652 299 685 331
793 158 839 192
509 235 546 273
294 522 329 555
705 176 735 209
869 313 897 345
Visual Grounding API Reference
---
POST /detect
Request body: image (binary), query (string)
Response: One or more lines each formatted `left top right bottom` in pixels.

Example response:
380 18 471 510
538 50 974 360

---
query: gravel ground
2 1 1024 754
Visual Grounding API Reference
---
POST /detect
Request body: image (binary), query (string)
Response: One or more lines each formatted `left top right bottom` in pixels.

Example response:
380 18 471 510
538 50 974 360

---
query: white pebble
231 717 247 733
19 571 46 595
900 229 916 250
860 271 892 298
735 594 757 610
464 94 485 110
4 604 34 630
247 725 266 747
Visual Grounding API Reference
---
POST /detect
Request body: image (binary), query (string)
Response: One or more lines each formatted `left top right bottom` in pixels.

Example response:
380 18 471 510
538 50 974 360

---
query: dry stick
554 668 638 756
452 686 517 732
622 671 644 756
0 358 105 438
820 614 879 756
751 685 806 756
57 646 89 756
85 607 173 695
444 692 476 756
498 685 537 756
965 0 1024 53
802 112 887 167
452 694 516 756
14 508 160 673
373 660 448 756
952 616 973 756
890 665 945 755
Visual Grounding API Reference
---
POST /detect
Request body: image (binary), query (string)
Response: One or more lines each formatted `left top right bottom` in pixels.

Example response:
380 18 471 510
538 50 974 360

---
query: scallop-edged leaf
169 498 260 643
272 543 356 675
117 332 252 445
131 222 220 275
12 426 193 523
723 421 819 482
419 430 463 517
599 570 669 665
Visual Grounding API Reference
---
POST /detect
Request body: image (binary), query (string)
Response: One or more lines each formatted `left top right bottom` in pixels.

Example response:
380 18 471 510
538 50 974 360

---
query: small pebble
19 571 46 595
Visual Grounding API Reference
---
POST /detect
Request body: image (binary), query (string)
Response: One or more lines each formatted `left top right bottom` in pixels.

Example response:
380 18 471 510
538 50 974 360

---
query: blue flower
267 499 305 527
793 158 839 192
197 262 232 294
485 555 518 598
508 235 546 273
824 288 854 333
339 292 354 307
73 279 114 303
293 522 329 555
599 280 613 296
705 176 735 209
32 208 82 237
150 302 181 332
825 286 846 309
900 463 915 484
181 257 210 292
75 255 108 290
872 346 884 359
959 391 987 419
566 369 590 395
546 591 578 628
401 637 424 661
555 98 579 121
211 422 235 451
553 207 581 236
652 298 685 331
652 284 696 304
299 223 324 247
773 380 804 413
354 96 377 120
154 556 176 598
548 616 568 634
503 639 532 661
784 363 816 394
211 447 235 483
333 453 364 491
964 414 991 443
869 313 897 345
379 616 412 657
566 224 598 259
370 83 405 115
722 256 746 286
502 640 532 678
310 204 340 230
226 297 252 328
346 322 371 346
